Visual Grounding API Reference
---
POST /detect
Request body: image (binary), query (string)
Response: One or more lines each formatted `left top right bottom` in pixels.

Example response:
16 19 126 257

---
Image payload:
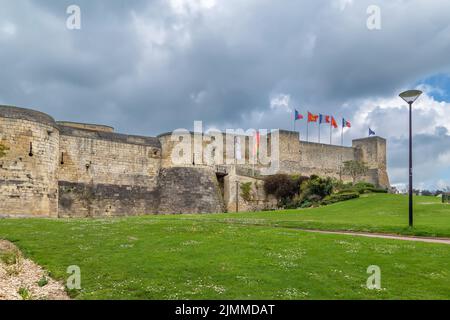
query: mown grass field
0 194 449 300
181 194 450 238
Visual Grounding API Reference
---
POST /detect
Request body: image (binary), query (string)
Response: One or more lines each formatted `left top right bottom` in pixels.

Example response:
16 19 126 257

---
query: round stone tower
157 132 226 214
0 105 60 217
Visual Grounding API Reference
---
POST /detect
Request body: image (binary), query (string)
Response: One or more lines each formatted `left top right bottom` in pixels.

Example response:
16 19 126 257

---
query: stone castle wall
0 107 60 217
158 167 225 214
0 105 390 217
57 126 162 217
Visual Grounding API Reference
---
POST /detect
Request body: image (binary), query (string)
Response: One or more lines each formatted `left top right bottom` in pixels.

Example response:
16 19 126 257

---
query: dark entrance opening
215 165 228 202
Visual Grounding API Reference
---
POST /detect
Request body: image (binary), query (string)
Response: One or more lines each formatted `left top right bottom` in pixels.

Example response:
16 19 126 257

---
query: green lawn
181 194 450 238
0 194 449 300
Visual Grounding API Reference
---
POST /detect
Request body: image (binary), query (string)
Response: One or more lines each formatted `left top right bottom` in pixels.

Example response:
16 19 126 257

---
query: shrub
300 200 313 208
0 251 18 266
321 192 360 205
240 182 253 201
264 174 302 203
335 181 388 195
300 176 334 200
38 276 49 287
354 182 375 189
18 287 32 300
364 187 388 194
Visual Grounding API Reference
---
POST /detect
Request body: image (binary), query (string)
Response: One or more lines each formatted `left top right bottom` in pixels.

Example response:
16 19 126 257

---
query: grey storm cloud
1 0 450 188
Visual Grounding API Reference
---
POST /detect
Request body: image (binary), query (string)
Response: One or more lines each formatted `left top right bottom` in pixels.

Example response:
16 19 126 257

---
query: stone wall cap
59 125 161 148
56 121 114 133
352 136 386 142
299 140 354 149
0 105 58 129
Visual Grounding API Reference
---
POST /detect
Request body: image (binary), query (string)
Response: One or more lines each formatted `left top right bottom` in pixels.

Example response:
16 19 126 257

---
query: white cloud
336 0 353 11
0 21 16 37
170 0 217 16
270 94 292 113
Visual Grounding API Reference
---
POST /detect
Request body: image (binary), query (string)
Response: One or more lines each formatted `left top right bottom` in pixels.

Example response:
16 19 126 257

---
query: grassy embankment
0 194 449 300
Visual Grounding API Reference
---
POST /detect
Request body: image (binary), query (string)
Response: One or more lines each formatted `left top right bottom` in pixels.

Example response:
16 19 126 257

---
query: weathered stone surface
0 114 59 217
58 181 159 217
157 167 225 214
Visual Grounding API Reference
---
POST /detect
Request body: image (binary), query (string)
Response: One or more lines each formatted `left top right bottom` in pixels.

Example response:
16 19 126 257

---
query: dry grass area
0 240 69 300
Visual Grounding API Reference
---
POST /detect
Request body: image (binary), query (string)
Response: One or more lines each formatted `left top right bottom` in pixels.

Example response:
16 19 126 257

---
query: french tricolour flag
342 118 351 128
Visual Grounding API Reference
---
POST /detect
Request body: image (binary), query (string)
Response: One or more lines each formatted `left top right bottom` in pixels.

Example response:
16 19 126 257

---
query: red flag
325 115 331 124
308 112 319 123
331 117 338 129
253 131 260 156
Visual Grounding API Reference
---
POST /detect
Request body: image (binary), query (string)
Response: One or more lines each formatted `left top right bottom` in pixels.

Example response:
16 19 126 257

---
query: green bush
300 200 313 208
264 174 306 204
240 182 253 201
364 187 388 194
335 181 387 195
354 182 375 189
0 251 18 265
38 276 48 287
18 287 32 300
321 192 360 205
300 175 334 200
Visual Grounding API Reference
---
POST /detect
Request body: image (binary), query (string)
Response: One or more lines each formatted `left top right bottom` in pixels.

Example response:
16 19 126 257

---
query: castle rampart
0 105 390 217
0 106 60 217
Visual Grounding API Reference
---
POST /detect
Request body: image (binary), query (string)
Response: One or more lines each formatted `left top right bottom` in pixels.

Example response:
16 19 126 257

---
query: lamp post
399 89 423 228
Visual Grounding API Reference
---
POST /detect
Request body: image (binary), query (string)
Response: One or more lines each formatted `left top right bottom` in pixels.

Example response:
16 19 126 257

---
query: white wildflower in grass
334 240 361 254
281 288 309 299
185 279 226 295
182 240 202 246
119 244 134 248
372 244 400 255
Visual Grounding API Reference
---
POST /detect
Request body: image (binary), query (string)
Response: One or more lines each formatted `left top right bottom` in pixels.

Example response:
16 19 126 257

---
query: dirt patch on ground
0 240 69 300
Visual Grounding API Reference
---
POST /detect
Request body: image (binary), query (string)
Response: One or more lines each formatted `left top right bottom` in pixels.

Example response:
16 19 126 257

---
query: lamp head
399 90 423 104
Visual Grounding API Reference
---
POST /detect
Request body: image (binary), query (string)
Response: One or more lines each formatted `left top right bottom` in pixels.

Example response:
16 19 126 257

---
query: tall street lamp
399 89 423 228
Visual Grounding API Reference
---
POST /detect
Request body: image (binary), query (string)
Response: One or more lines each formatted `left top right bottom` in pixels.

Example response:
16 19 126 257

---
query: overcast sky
1 0 449 190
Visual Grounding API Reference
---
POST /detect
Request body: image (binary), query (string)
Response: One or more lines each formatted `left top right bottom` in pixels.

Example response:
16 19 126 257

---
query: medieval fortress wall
0 105 390 217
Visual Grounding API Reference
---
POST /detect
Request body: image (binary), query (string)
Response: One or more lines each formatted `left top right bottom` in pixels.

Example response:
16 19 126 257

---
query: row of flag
295 110 351 129
294 110 376 145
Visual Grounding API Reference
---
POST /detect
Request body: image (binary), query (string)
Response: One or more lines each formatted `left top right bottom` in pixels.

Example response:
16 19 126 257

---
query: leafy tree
342 160 369 184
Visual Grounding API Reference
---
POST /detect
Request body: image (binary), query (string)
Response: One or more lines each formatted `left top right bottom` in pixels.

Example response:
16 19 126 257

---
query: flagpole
318 122 321 143
330 122 332 145
306 121 309 142
341 125 344 146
